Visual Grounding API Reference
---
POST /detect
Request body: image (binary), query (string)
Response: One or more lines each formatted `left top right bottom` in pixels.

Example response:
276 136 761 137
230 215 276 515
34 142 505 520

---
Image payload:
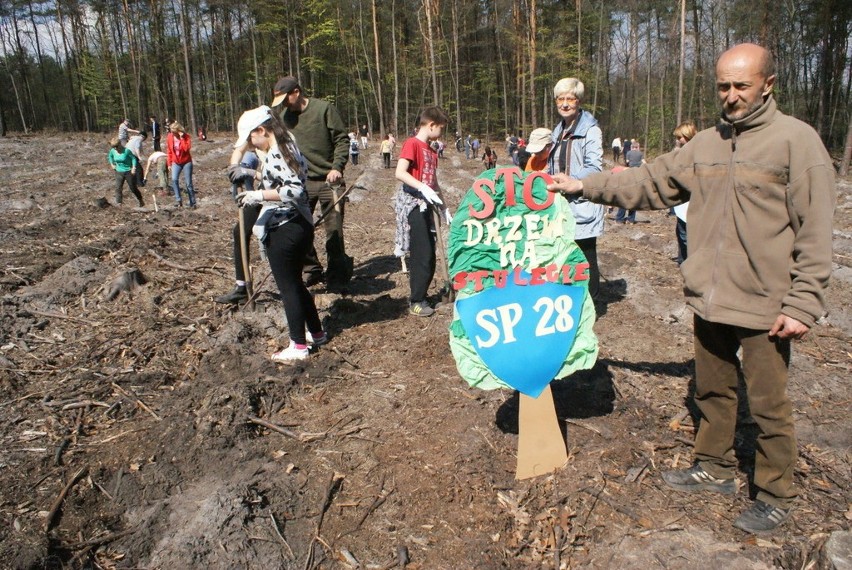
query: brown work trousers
693 315 797 509
303 179 349 284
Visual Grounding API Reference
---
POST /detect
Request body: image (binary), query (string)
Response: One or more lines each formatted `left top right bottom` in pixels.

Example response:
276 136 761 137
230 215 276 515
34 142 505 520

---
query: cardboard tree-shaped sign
447 166 599 479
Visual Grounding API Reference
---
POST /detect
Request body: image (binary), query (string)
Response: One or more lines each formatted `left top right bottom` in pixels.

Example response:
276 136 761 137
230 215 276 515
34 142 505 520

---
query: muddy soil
0 133 849 570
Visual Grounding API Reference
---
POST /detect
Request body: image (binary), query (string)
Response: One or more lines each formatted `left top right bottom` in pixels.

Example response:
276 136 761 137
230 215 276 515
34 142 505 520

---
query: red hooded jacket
166 131 192 166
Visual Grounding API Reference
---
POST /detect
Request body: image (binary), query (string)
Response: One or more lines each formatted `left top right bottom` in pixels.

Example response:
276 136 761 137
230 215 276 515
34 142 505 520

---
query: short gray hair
553 78 585 100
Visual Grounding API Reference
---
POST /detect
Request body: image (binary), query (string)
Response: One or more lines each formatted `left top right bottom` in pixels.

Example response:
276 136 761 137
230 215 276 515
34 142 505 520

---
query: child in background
349 134 360 166
380 134 393 168
144 151 169 195
672 121 697 264
107 137 144 207
481 146 497 170
230 150 259 199
523 128 553 172
125 131 148 187
393 106 452 317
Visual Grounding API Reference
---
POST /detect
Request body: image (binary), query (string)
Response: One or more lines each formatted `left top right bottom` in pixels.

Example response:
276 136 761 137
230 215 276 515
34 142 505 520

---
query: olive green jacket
281 98 349 180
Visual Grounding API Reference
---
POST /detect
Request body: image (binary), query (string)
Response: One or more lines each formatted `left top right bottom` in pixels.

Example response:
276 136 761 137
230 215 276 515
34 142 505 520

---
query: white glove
235 190 264 206
443 208 453 224
418 183 442 205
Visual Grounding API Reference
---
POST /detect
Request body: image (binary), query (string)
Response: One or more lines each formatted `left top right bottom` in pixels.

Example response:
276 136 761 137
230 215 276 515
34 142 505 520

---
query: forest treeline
1 0 850 157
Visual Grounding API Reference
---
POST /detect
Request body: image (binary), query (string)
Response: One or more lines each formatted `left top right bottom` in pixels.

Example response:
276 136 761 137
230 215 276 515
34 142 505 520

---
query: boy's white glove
418 183 442 205
443 208 453 224
235 190 264 206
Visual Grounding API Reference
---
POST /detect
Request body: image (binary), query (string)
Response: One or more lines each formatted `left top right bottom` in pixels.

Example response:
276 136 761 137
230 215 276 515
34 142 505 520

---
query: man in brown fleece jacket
547 43 835 533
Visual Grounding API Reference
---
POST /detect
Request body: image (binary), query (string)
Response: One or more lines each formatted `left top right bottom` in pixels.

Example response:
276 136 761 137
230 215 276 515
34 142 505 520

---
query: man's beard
722 96 764 122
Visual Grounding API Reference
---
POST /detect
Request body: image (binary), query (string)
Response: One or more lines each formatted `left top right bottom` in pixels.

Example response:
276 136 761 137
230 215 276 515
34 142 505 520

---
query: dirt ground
0 133 849 570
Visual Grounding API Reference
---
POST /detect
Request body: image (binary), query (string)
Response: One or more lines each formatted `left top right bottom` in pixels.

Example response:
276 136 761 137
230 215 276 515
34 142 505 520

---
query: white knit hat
234 106 273 148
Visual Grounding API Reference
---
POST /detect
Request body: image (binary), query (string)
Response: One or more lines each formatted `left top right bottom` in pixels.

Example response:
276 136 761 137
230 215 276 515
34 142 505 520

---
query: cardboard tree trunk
516 385 568 480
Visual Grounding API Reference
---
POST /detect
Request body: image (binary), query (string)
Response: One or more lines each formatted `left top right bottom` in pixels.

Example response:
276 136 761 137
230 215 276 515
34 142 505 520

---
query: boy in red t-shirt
393 106 452 317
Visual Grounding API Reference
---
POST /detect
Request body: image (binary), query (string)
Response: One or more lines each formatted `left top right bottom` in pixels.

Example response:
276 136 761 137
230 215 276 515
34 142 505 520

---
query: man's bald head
715 43 776 122
718 43 775 79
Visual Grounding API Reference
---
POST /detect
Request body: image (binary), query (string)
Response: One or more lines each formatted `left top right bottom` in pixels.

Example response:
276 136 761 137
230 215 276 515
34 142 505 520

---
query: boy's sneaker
733 500 791 533
409 301 435 317
271 342 309 362
661 464 736 495
307 331 329 346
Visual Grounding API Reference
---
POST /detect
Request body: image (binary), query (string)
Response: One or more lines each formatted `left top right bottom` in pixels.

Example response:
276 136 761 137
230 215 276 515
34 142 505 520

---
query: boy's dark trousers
407 207 436 303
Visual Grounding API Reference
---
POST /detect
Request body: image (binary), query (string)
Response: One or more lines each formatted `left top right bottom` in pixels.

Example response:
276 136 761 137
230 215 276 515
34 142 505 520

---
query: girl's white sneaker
271 342 309 362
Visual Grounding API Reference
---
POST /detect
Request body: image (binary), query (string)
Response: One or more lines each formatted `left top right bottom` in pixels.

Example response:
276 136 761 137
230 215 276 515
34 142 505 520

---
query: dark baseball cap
271 76 300 107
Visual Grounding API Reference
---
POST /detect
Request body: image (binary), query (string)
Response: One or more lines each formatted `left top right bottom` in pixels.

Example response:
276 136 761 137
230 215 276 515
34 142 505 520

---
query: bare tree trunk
220 10 235 128
660 66 666 154
691 0 705 128
26 0 52 126
422 0 440 104
840 112 852 176
105 12 129 120
0 26 28 133
356 0 376 132
676 0 685 126
643 21 651 147
576 0 582 67
55 0 81 129
591 0 604 113
120 0 142 124
528 0 537 127
339 10 371 131
451 0 462 138
250 27 261 106
9 10 37 128
492 0 509 136
513 0 522 131
176 0 196 132
371 0 385 135
354 9 372 127
391 0 399 134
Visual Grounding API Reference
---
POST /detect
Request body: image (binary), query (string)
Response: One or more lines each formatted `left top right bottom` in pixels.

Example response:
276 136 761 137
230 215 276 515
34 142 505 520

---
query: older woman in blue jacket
546 77 605 298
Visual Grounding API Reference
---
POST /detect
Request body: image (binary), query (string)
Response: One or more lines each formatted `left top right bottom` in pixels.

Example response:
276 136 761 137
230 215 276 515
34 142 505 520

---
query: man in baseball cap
271 77 301 108
271 76 352 290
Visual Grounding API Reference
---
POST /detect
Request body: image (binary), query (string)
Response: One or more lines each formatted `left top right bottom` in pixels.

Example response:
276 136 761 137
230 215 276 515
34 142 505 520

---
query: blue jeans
171 161 196 206
615 208 635 222
675 218 688 264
